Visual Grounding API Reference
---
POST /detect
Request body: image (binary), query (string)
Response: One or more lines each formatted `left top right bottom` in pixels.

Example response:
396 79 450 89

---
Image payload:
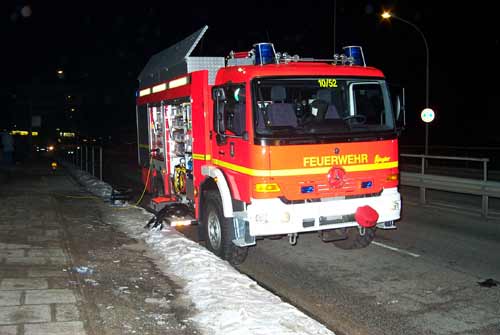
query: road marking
372 241 421 258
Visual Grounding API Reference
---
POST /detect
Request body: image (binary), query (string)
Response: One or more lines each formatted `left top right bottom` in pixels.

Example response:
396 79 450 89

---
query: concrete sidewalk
0 157 197 335
0 159 85 335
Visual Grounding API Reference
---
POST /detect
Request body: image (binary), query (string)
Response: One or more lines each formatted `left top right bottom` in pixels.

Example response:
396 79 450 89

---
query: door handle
218 150 225 156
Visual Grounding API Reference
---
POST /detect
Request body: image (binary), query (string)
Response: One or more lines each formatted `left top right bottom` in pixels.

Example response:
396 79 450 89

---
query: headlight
281 212 291 223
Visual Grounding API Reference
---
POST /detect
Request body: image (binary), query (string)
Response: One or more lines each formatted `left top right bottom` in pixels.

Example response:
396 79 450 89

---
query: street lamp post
381 11 430 155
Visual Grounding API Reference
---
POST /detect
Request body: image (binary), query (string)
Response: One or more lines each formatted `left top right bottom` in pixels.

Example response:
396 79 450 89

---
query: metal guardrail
59 148 500 216
65 145 103 180
400 154 500 217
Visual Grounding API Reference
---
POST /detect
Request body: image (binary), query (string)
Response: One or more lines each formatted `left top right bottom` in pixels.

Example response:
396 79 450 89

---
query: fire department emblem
328 166 346 188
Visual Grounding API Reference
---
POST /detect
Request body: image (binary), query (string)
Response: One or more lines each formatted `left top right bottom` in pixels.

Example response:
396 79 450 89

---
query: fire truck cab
136 26 404 264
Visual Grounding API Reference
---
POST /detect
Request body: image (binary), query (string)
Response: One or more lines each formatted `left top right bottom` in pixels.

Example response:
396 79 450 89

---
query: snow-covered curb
66 164 336 335
61 161 113 199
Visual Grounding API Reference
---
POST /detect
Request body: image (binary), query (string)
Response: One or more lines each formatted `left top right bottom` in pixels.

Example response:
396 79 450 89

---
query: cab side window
214 85 246 136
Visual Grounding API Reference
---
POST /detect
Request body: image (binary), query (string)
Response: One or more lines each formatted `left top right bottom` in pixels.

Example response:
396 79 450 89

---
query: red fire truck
136 26 404 264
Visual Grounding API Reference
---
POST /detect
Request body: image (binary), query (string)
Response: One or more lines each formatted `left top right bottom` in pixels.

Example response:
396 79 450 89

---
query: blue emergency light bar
254 42 276 65
342 46 366 66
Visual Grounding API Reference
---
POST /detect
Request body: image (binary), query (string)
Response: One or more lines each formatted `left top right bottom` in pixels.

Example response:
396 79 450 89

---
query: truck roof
215 62 385 85
138 25 386 91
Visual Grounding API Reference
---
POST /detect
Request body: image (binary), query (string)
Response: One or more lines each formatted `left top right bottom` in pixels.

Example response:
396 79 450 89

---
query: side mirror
389 84 406 131
396 87 406 129
213 87 227 144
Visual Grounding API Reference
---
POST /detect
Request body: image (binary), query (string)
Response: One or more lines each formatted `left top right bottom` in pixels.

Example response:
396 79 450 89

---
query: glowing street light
56 69 65 79
381 11 432 156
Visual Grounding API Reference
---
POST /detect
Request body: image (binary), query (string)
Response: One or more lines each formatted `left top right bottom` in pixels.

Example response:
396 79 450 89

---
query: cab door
211 85 250 200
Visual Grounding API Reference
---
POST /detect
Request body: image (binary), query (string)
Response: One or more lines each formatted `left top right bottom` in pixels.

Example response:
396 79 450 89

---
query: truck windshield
252 77 395 140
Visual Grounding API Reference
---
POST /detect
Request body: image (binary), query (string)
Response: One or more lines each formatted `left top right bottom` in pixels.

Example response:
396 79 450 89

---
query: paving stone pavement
0 162 86 335
0 157 199 335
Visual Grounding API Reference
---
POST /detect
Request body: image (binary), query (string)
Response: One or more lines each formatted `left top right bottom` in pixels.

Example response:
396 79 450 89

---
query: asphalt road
236 199 500 335
178 187 500 334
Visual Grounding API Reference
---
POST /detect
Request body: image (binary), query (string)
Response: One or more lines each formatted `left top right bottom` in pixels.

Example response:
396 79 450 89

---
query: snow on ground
69 167 113 199
66 165 336 335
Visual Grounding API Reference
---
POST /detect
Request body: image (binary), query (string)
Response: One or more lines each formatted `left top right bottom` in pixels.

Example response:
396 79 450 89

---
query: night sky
3 1 499 147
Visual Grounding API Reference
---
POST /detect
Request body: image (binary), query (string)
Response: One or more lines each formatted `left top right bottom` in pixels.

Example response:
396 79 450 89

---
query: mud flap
232 217 256 247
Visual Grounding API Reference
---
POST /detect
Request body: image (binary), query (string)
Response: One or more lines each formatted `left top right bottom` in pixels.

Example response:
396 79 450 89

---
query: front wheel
332 227 375 250
203 191 248 265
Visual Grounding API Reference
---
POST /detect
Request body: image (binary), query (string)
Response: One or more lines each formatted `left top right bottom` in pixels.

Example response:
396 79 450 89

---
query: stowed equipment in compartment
165 102 194 201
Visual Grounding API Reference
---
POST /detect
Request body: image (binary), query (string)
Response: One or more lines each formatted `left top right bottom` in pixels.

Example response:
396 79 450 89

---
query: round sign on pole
421 108 435 123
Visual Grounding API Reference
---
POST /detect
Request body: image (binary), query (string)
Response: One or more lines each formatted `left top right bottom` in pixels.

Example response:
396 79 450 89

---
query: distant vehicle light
47 146 55 151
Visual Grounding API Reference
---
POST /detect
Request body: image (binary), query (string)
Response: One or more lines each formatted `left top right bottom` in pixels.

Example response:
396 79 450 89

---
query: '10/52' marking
318 79 338 88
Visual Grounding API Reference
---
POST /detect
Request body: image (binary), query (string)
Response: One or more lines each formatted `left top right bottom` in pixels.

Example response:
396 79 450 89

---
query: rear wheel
203 191 248 265
332 227 375 250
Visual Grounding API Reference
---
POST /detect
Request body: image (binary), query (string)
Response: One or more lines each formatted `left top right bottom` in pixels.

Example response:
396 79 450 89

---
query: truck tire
203 191 248 265
332 227 375 250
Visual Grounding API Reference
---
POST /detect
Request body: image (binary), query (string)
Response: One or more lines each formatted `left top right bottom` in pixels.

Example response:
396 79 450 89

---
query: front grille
345 191 382 199
319 214 356 226
280 191 381 204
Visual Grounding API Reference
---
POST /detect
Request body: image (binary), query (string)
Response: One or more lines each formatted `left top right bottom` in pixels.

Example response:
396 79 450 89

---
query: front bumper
246 187 401 236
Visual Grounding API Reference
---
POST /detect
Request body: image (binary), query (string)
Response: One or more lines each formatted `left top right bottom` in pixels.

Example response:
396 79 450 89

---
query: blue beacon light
253 42 276 65
342 46 366 66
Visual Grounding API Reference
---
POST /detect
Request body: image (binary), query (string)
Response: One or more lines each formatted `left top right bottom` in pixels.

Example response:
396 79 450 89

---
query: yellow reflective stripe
138 144 149 149
193 153 211 161
344 161 398 172
212 159 398 177
212 159 268 176
192 153 204 160
270 167 327 177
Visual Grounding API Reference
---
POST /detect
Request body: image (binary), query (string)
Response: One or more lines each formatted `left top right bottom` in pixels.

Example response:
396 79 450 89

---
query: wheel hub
207 211 221 250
